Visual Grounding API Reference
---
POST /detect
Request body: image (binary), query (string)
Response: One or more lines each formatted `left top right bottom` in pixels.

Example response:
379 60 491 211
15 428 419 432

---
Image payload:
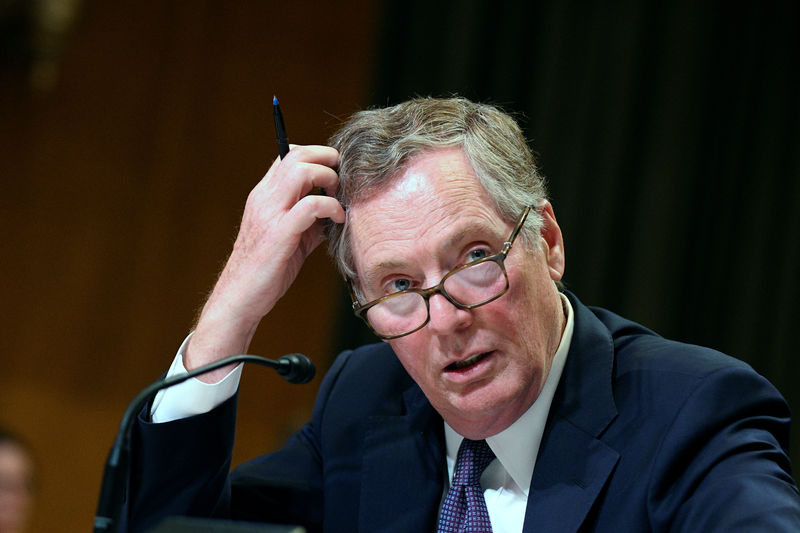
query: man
129 97 799 532
0 428 35 533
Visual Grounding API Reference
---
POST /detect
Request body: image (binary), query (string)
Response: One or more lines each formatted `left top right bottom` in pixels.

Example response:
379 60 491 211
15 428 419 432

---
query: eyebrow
365 259 405 278
440 221 502 253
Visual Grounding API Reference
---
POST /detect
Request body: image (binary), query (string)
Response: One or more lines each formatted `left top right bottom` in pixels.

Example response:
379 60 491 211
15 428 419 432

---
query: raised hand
185 145 345 381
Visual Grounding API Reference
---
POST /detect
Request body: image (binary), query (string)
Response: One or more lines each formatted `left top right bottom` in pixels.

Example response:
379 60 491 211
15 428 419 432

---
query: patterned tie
437 438 496 532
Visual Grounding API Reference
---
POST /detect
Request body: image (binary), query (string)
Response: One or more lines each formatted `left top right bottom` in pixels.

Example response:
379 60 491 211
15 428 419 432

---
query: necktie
437 438 496 532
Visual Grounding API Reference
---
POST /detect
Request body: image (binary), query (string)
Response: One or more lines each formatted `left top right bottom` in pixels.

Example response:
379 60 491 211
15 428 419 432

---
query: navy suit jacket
128 292 800 532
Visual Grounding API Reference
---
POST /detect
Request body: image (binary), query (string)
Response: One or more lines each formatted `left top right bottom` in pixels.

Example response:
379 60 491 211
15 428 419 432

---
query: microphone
274 353 316 384
93 353 315 533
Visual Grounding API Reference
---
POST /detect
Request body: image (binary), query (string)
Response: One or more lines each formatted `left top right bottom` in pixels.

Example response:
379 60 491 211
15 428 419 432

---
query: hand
186 145 345 380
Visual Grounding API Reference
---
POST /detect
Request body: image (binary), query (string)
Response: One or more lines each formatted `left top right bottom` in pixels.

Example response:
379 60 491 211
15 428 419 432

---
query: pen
273 95 290 159
273 96 325 195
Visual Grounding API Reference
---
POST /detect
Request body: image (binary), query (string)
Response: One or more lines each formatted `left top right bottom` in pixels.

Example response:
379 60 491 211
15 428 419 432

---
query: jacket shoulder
588 304 752 380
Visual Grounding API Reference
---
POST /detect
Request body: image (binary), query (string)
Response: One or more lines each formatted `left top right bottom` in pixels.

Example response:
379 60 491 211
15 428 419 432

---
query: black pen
274 95 325 195
273 95 290 159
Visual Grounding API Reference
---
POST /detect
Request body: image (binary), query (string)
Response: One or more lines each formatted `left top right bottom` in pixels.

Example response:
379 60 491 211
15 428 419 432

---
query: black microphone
93 353 315 533
274 353 316 384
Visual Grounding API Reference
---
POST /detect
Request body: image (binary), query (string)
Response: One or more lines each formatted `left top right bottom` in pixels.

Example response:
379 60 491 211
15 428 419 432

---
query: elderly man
129 97 799 532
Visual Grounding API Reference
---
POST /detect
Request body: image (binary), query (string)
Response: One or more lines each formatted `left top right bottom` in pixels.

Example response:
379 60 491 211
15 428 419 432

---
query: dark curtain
337 0 800 468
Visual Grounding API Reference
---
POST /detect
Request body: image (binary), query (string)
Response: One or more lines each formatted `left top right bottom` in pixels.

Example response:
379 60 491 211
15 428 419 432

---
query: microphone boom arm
93 353 315 533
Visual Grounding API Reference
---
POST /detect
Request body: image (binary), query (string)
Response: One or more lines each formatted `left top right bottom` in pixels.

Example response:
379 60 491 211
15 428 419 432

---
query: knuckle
288 144 311 160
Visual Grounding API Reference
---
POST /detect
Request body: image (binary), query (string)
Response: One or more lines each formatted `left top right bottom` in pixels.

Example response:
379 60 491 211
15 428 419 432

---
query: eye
466 248 489 263
385 278 412 294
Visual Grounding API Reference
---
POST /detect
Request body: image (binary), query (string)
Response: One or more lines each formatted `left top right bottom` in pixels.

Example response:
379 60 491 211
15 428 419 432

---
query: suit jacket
128 292 800 532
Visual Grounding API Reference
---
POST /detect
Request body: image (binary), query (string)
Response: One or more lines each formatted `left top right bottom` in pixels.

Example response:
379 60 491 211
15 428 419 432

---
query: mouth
445 351 491 372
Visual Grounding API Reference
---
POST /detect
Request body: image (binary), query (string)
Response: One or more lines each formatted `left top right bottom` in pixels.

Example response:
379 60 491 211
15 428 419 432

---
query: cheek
488 267 556 364
480 273 537 334
388 337 432 382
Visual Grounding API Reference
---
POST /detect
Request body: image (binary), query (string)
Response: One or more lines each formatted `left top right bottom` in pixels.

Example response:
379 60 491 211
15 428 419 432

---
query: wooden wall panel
0 2 377 531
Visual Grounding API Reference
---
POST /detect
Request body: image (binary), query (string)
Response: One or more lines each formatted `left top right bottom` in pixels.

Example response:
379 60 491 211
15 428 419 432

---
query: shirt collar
444 292 575 494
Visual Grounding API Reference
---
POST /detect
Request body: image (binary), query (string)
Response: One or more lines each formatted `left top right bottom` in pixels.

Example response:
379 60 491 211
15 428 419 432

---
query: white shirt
150 333 242 423
151 295 575 533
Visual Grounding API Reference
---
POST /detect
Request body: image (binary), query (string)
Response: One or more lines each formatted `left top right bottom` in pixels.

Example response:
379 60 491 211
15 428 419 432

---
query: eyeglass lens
365 260 506 337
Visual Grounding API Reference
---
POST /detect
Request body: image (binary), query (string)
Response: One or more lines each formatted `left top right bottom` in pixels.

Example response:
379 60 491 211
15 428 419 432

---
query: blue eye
467 249 488 262
392 278 411 292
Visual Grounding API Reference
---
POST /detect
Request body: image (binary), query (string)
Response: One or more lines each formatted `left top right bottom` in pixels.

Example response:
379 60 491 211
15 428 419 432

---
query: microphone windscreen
277 353 316 384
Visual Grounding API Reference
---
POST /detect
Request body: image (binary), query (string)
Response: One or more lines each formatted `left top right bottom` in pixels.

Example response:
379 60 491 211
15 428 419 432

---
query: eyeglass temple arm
501 206 532 255
346 278 362 310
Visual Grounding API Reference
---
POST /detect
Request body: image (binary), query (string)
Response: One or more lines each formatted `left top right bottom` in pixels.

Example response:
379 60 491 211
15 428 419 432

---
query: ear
538 201 565 281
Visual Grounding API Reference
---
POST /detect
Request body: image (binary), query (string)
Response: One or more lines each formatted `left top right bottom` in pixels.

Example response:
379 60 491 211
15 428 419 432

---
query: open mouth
445 351 490 371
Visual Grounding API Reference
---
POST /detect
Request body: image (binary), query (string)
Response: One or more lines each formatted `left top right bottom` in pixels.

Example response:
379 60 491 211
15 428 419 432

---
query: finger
256 146 339 203
259 145 338 186
284 195 346 236
282 162 339 199
248 167 338 220
251 164 337 212
281 145 339 168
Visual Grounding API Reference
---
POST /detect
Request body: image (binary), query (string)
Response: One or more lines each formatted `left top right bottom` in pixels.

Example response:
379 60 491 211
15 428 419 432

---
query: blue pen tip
273 95 278 105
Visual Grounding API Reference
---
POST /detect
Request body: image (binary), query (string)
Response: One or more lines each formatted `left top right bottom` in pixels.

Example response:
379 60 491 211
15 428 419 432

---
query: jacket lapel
523 292 620 533
523 417 619 532
359 383 445 533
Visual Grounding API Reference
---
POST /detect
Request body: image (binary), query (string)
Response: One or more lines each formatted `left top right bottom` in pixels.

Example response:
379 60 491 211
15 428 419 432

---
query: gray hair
326 96 548 281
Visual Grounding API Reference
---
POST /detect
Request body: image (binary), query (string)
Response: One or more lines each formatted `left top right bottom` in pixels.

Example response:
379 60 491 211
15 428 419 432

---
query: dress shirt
150 333 242 423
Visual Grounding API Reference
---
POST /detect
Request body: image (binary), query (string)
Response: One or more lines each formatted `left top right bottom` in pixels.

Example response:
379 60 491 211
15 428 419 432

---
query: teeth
449 352 488 370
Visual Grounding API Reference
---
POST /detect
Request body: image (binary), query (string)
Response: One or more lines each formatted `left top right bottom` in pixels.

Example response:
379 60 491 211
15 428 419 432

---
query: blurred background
1 1 797 531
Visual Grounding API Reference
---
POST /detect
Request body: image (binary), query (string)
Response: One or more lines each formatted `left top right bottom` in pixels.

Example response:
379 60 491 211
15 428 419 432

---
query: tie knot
452 439 495 487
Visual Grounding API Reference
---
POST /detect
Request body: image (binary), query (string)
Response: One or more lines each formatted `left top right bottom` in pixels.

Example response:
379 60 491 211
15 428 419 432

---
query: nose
427 292 472 335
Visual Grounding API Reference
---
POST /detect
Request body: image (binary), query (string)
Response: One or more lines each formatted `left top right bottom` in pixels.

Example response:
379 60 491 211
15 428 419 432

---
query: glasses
348 206 532 339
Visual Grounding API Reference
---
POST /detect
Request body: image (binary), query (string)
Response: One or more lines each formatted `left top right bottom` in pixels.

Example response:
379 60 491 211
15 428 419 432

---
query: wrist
186 310 259 372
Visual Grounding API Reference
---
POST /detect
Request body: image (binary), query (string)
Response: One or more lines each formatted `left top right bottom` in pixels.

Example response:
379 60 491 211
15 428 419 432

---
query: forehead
348 148 506 277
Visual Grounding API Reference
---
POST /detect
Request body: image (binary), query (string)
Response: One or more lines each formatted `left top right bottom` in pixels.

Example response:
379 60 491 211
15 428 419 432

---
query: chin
441 384 526 433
